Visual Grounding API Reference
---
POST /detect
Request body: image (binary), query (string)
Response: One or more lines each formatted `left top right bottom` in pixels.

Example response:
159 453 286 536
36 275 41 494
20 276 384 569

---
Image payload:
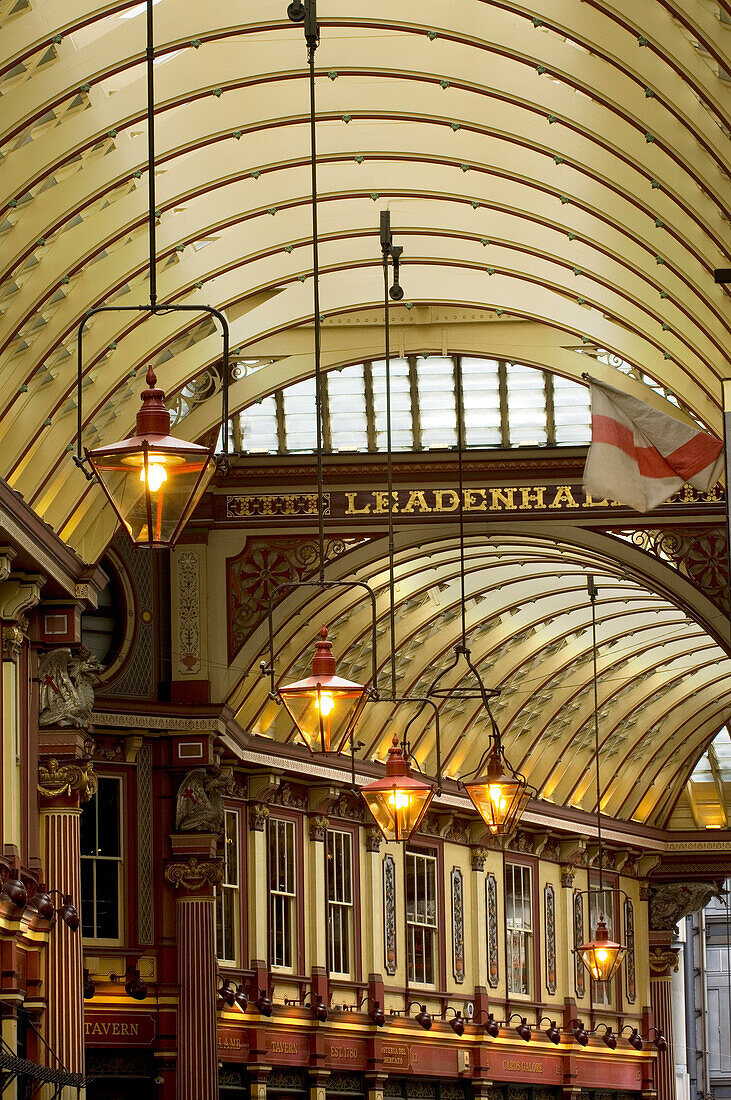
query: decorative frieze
176 550 202 675
486 873 499 988
544 884 557 995
573 890 585 997
269 782 308 810
624 897 636 1002
383 854 397 976
451 867 465 983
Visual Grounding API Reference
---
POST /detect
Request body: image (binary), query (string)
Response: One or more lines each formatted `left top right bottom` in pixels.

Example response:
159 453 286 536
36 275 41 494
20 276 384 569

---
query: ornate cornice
164 857 223 892
38 758 97 803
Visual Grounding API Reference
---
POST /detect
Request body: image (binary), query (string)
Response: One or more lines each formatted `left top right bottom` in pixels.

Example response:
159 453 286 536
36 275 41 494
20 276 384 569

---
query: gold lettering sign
502 1059 544 1074
381 1043 411 1068
271 1041 299 1054
227 483 721 521
328 1045 359 1060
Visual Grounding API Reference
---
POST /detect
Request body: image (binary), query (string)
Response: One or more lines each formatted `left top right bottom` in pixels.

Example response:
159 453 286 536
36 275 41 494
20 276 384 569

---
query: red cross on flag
583 376 722 512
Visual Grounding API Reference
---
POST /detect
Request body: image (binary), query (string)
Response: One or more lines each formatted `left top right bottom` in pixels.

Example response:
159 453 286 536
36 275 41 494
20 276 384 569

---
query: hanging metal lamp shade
462 746 532 837
278 627 369 754
85 367 216 548
361 735 434 842
577 916 627 983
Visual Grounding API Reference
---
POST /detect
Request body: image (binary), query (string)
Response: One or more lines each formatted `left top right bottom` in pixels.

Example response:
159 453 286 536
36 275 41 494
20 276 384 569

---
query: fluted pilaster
177 894 219 1100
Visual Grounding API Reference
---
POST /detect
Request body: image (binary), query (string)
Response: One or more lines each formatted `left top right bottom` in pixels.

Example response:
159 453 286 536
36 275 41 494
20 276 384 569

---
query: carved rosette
649 946 680 979
164 857 224 892
2 622 25 661
38 758 97 802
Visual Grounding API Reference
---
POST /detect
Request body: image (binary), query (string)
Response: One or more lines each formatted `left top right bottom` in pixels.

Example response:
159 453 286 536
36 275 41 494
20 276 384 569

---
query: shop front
84 1009 159 1099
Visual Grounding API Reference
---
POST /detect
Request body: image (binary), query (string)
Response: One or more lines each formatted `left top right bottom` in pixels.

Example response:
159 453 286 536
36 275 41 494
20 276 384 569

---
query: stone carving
177 550 202 674
39 648 102 729
649 882 722 933
269 782 308 810
175 767 234 835
309 814 329 842
2 622 25 661
249 803 269 832
451 867 465 983
365 828 382 853
471 846 488 872
328 792 366 822
38 758 97 802
164 857 223 891
561 864 577 888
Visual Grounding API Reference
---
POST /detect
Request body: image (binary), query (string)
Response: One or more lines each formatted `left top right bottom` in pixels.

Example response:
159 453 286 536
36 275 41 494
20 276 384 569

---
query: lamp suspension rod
145 0 157 311
304 3 325 583
455 354 467 649
382 213 397 700
588 574 604 896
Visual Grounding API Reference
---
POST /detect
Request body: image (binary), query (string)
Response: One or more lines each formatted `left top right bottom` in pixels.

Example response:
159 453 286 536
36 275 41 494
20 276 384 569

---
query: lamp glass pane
361 783 433 842
279 684 368 754
464 775 530 836
89 449 215 547
578 941 627 983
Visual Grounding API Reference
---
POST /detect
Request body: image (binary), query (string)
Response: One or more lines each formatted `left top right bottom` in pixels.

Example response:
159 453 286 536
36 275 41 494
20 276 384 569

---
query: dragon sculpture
38 648 103 730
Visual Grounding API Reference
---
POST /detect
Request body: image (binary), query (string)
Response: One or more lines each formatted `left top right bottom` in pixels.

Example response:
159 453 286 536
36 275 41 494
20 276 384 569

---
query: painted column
649 943 680 1100
363 829 384 979
165 847 222 1100
38 757 96 1098
308 813 329 1001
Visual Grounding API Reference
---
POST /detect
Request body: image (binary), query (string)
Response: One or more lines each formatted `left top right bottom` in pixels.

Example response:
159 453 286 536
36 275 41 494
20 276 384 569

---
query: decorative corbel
637 854 662 879
124 736 144 763
560 837 587 867
0 548 15 584
248 774 281 803
0 573 45 624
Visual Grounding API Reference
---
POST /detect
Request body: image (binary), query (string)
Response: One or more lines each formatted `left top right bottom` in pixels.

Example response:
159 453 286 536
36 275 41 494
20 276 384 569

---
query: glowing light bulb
489 784 507 811
596 949 609 963
315 692 334 716
140 462 167 492
388 790 412 810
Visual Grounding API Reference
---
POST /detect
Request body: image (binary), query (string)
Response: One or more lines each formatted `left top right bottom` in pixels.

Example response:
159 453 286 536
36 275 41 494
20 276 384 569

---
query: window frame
80 773 125 946
216 808 242 967
267 811 304 975
505 858 540 1000
325 827 356 979
404 843 444 988
589 870 622 1010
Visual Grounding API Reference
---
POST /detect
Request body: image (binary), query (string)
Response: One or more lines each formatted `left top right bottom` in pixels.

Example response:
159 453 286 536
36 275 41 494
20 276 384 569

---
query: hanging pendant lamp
277 627 369 754
576 576 627 983
361 734 434 842
74 0 230 549
577 916 627 983
462 745 532 837
85 367 216 549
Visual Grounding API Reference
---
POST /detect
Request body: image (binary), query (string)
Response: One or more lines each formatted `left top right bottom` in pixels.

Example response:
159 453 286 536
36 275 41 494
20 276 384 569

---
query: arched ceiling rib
0 0 729 562
225 528 731 828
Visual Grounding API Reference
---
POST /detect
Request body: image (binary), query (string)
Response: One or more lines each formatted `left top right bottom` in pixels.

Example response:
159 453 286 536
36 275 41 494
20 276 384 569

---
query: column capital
164 856 223 893
38 757 97 804
365 828 382 853
471 846 488 871
249 802 269 832
309 814 329 842
649 945 680 979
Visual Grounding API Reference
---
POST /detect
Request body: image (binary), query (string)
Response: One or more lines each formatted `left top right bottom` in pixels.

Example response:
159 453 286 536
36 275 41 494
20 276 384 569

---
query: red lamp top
311 626 337 677
88 367 212 458
362 735 433 793
278 627 367 695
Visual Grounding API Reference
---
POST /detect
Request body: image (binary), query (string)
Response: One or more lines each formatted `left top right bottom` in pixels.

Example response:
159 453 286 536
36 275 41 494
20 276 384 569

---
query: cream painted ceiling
228 528 731 829
2 0 730 822
0 0 729 563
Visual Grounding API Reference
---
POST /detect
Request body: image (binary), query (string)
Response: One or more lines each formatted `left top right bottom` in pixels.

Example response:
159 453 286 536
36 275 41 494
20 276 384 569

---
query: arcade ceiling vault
1 1 729 830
